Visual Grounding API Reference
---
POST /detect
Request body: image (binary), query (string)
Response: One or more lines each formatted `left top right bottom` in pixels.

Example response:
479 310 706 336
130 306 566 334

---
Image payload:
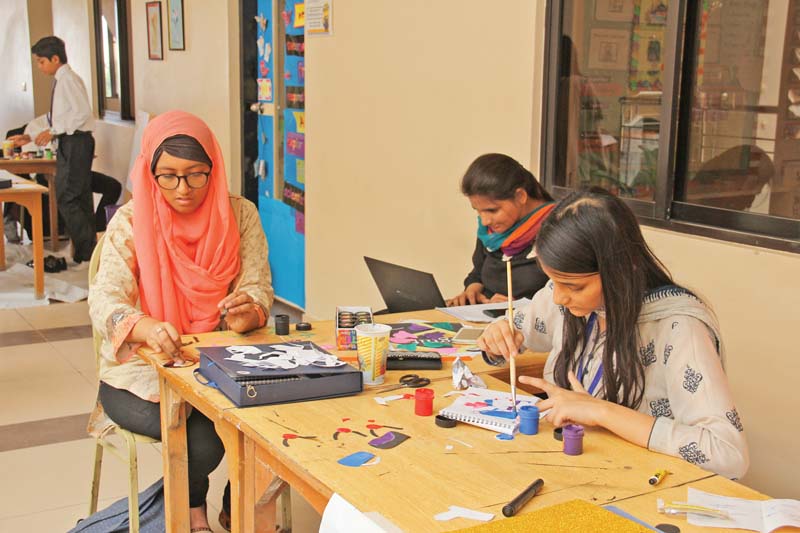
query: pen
506 259 517 413
502 478 544 517
648 469 669 485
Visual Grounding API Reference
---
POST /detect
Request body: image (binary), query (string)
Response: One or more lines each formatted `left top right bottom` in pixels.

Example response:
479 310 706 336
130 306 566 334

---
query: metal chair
87 233 159 533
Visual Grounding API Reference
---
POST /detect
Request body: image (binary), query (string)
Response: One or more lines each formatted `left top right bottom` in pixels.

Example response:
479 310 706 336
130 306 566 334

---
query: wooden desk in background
0 158 59 252
146 310 776 532
0 172 47 299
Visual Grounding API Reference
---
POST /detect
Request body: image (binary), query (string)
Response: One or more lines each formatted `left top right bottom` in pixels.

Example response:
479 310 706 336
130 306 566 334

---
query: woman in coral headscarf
88 111 273 531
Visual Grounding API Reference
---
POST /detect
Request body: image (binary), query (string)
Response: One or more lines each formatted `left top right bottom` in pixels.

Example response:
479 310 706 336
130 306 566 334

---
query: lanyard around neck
576 312 604 396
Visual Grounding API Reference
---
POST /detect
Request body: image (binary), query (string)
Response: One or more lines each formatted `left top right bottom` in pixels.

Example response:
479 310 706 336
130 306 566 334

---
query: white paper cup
355 323 391 385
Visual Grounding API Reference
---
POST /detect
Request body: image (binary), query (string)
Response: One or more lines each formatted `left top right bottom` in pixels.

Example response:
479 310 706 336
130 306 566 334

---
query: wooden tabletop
0 158 57 174
228 375 718 531
0 172 48 195
145 310 777 532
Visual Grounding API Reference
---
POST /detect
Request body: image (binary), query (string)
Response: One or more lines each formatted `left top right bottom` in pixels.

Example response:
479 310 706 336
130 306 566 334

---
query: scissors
379 374 431 392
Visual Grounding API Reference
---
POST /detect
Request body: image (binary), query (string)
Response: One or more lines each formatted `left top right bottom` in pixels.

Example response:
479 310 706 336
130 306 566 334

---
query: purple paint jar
518 405 540 435
562 424 584 455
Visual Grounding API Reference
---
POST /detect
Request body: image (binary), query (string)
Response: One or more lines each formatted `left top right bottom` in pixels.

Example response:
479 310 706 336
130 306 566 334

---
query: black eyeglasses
154 171 210 190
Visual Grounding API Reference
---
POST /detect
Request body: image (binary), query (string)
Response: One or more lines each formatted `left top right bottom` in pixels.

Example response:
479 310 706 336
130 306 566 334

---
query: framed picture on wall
595 0 634 22
167 0 185 50
146 1 163 60
587 29 630 71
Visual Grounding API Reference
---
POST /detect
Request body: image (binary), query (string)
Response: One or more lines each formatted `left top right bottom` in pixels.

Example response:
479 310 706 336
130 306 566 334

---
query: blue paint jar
518 405 540 435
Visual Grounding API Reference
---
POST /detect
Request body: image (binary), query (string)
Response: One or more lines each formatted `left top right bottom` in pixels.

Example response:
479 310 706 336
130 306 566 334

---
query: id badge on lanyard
576 312 604 396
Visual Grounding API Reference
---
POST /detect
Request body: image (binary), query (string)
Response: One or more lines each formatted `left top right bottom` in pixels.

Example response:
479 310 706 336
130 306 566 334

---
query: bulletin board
256 0 307 309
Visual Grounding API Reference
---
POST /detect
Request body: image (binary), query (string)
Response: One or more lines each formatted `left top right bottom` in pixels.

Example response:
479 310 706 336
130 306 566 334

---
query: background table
0 158 59 251
0 171 47 299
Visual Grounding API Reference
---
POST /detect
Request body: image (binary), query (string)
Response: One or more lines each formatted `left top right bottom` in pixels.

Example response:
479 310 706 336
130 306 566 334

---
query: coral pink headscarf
132 111 241 334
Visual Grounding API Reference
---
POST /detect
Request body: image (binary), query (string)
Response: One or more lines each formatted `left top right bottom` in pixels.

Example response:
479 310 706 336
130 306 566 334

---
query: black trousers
98 382 231 510
56 131 96 262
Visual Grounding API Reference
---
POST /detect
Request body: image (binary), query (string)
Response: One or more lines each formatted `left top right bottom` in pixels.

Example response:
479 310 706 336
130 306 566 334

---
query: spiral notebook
439 387 541 435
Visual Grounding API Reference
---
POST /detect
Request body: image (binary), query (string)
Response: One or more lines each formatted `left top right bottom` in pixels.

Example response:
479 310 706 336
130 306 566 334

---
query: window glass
680 0 800 220
555 0 669 201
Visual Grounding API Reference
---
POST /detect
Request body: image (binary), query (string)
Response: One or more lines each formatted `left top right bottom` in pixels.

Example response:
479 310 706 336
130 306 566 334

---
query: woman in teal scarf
447 154 555 307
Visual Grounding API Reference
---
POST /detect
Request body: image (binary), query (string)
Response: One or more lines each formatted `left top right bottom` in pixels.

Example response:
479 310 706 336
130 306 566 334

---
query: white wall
305 0 540 317
642 227 800 497
0 0 35 135
129 0 241 191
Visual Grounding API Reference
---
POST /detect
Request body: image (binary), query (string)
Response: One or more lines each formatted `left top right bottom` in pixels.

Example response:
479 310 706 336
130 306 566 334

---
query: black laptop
364 257 447 313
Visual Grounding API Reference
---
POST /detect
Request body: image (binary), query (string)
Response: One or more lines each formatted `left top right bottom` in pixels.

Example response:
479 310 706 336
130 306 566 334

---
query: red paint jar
414 388 434 416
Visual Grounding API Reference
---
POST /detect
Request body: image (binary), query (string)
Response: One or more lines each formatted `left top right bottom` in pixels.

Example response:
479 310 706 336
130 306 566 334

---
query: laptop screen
364 257 446 313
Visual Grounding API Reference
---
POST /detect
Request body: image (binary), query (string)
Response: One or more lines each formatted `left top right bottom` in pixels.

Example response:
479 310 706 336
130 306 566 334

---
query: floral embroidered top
88 196 274 404
515 282 749 479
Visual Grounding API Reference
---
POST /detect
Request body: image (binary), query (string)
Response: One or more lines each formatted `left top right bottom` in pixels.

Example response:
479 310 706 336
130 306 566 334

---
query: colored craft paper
296 159 305 183
368 431 410 450
294 112 305 133
293 3 305 27
338 451 375 467
287 132 305 157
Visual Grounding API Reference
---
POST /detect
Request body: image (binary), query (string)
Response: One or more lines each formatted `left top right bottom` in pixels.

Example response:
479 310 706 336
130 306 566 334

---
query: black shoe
26 255 67 273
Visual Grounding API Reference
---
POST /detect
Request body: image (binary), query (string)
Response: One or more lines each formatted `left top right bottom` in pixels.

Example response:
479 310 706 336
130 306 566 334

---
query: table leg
159 375 190 533
215 421 244 533
27 195 44 299
243 436 287 533
45 173 59 252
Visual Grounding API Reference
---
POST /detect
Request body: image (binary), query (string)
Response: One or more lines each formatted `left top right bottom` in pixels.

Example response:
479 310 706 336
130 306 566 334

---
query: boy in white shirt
11 36 96 264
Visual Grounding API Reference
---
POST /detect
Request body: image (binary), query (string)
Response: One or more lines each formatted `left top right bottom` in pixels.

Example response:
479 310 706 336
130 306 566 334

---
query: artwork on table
146 2 163 60
595 0 634 22
588 29 630 71
167 0 185 50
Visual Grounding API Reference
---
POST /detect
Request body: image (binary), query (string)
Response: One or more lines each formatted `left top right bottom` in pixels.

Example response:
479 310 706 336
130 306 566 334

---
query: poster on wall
306 0 333 35
167 0 185 50
588 29 629 71
595 0 634 22
146 2 163 60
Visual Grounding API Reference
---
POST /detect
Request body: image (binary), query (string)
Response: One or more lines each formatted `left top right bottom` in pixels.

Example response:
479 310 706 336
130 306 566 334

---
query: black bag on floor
68 478 166 533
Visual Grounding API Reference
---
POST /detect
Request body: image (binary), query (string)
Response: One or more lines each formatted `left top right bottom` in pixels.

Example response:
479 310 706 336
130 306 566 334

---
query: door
243 0 306 309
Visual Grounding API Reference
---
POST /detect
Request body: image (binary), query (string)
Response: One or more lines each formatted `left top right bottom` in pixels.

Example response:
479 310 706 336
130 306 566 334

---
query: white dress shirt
50 64 94 135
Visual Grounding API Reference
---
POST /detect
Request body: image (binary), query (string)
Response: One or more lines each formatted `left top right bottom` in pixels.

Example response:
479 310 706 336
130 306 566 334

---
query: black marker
502 478 544 517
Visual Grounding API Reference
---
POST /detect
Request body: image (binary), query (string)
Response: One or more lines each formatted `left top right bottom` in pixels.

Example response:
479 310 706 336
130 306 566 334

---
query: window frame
93 0 133 120
541 0 800 254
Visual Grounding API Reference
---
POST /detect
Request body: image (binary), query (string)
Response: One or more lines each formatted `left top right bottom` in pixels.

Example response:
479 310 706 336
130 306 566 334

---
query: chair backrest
88 234 106 372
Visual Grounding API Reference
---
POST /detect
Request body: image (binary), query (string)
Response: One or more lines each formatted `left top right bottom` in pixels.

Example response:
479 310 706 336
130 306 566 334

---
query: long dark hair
535 187 673 408
461 153 553 202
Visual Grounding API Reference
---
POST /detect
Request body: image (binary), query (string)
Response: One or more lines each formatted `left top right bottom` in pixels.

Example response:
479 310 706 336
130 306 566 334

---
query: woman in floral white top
88 111 273 531
479 187 748 479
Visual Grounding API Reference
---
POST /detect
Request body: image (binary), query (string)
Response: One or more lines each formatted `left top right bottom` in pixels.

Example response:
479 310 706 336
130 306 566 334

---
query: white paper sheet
435 298 531 323
687 488 800 533
320 493 400 533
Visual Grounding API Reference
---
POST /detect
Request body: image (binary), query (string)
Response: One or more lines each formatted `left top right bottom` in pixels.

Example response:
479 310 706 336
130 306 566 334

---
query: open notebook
439 387 541 435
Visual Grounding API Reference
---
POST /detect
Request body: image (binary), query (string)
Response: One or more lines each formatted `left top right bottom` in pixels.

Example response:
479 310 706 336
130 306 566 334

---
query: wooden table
0 158 59 251
0 172 47 299
146 311 774 532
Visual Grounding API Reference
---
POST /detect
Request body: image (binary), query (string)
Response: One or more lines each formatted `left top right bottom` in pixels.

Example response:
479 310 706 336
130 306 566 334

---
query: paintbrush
506 258 517 414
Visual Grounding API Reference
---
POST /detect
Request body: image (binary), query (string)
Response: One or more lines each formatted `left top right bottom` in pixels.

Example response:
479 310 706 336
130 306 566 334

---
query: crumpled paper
452 356 486 390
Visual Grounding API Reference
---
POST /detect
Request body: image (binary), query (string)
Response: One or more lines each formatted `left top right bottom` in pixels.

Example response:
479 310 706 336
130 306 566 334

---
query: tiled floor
0 300 321 532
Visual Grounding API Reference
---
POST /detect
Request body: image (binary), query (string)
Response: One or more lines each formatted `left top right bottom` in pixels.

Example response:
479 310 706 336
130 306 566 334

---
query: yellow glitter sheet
454 499 652 533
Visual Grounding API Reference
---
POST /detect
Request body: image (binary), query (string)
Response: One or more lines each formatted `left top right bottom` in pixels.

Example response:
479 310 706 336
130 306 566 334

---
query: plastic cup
518 405 540 435
354 323 391 385
2 140 14 159
414 388 434 416
563 423 585 455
